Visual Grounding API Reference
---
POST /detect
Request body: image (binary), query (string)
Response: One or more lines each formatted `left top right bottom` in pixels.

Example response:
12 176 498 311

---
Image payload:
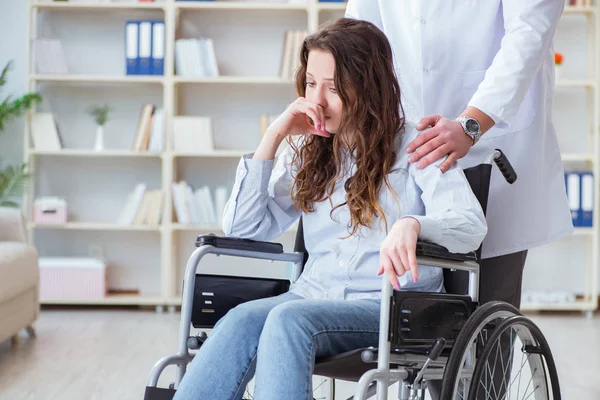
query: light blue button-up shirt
222 122 487 300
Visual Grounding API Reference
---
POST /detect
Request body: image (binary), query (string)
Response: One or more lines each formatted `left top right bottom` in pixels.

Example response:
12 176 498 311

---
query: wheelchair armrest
416 240 477 263
196 234 284 254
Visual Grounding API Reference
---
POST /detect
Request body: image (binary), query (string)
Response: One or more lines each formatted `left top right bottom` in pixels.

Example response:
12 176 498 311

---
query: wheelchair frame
145 150 558 400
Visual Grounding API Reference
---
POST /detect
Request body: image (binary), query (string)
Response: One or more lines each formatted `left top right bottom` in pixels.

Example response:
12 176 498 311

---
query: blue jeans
174 291 381 400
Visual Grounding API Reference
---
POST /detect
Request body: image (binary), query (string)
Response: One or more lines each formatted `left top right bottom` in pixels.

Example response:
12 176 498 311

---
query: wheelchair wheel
440 301 521 399
467 315 560 400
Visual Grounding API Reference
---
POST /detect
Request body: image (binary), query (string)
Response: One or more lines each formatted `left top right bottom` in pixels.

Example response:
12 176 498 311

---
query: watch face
465 118 480 133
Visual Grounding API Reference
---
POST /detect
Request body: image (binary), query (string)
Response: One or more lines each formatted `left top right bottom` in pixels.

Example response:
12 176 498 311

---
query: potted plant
554 51 564 82
0 61 42 207
88 104 111 151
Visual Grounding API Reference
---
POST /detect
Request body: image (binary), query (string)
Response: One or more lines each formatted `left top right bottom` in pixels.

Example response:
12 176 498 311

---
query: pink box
34 197 67 225
39 258 107 300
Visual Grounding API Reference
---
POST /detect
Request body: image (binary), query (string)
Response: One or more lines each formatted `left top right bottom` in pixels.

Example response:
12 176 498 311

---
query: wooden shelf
31 74 164 84
29 222 161 232
521 299 596 312
174 76 294 85
32 1 166 11
563 6 596 14
171 224 223 232
317 2 346 11
30 149 162 158
573 227 594 235
171 150 250 158
41 293 164 306
174 1 308 11
555 79 596 88
561 153 596 162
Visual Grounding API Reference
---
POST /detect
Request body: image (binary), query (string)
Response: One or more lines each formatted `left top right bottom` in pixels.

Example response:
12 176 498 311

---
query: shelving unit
23 1 599 311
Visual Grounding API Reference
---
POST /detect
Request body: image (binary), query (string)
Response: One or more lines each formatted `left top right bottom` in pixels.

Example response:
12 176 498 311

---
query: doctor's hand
378 217 421 291
406 115 473 173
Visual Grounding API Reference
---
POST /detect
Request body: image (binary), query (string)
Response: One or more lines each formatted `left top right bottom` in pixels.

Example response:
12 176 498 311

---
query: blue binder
580 172 594 227
138 21 152 75
125 20 139 75
151 21 165 76
566 172 581 226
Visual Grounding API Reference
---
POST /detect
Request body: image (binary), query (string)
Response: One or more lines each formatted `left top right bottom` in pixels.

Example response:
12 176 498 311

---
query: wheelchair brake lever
409 338 446 400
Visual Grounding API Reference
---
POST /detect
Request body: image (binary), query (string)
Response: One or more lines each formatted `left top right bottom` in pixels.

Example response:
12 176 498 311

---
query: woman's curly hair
290 18 405 236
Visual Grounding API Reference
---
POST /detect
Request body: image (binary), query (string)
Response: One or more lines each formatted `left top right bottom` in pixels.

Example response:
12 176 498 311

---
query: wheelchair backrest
293 162 493 296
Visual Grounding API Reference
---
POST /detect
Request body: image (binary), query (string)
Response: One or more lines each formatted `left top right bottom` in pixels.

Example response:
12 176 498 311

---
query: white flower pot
94 125 105 151
555 64 563 83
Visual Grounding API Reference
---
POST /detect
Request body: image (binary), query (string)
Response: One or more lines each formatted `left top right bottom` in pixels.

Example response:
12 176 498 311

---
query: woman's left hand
378 217 421 290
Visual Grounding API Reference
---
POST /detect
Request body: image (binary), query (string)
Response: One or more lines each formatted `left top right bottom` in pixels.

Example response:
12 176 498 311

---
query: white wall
0 0 29 167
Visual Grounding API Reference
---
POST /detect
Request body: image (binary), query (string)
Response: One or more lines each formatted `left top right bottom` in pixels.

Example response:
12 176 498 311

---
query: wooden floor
0 308 599 400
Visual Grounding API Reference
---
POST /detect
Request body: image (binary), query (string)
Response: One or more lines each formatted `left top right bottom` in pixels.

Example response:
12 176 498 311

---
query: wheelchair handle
494 149 517 184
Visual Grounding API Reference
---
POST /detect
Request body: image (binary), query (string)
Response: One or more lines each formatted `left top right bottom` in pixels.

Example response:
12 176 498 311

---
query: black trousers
428 250 528 399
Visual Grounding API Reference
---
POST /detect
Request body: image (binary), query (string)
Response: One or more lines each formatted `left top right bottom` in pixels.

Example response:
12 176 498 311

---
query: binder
138 21 152 75
151 21 165 75
566 172 581 226
125 21 139 75
580 172 594 227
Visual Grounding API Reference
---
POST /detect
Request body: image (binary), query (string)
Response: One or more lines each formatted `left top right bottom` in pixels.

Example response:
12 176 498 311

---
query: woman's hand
254 98 331 161
266 97 331 140
378 217 421 290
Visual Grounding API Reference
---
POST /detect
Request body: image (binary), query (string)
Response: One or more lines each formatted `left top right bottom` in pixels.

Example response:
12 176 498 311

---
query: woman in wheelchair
174 18 487 400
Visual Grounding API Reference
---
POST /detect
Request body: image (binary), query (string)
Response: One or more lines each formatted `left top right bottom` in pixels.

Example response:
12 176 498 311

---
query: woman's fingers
295 104 330 137
380 255 401 291
406 242 419 283
389 250 407 278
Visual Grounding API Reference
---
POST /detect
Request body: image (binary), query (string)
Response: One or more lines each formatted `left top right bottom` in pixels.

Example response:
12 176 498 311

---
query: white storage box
39 257 107 300
33 197 67 225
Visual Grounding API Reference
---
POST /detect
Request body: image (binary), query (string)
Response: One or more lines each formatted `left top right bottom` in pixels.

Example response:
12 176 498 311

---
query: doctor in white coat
345 0 573 306
346 1 573 397
346 1 573 396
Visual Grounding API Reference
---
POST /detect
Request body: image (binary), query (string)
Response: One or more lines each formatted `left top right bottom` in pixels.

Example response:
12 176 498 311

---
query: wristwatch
456 116 482 145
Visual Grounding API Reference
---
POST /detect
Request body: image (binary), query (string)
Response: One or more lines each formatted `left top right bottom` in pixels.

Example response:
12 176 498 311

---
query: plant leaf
0 164 31 207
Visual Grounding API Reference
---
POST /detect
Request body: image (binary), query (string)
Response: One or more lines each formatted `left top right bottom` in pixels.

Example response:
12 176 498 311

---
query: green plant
88 104 111 126
0 61 42 207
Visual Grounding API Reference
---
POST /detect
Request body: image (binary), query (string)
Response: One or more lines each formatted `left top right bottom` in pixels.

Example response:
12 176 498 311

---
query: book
132 104 155 151
172 116 214 154
30 113 63 151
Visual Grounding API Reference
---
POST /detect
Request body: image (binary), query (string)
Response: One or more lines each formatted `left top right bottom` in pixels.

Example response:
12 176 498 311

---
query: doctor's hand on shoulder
406 106 495 173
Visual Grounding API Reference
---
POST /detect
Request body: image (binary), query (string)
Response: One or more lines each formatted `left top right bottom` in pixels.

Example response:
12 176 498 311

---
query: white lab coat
346 0 573 259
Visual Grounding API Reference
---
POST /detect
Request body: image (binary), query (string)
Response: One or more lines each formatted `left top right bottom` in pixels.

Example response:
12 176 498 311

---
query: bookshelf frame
24 1 599 312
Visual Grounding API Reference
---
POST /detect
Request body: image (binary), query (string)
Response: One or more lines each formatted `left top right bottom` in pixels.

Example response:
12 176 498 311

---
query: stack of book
172 181 229 226
33 38 69 75
174 38 219 77
132 104 165 153
118 183 164 226
280 30 308 80
565 171 594 227
125 20 165 76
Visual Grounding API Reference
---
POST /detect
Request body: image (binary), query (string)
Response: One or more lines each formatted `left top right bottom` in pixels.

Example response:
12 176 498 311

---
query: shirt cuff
237 153 274 191
467 101 507 129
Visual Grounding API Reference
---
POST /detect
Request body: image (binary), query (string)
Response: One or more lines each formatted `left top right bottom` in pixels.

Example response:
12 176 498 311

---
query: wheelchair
145 149 561 400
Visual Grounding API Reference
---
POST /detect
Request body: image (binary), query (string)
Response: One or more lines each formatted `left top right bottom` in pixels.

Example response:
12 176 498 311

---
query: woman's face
305 50 343 134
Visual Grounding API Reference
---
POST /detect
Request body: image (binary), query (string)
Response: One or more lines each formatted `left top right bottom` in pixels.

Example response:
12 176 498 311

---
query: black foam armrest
195 234 284 254
415 240 477 263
